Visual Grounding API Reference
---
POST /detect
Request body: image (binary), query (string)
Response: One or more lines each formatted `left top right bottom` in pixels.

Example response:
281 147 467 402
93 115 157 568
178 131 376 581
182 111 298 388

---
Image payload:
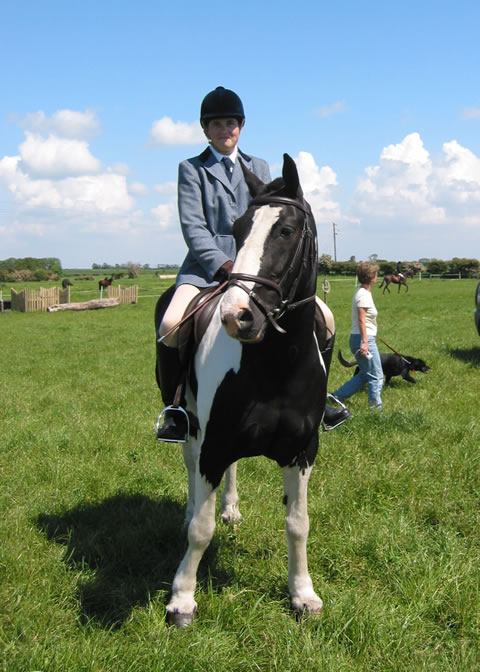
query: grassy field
1 274 479 671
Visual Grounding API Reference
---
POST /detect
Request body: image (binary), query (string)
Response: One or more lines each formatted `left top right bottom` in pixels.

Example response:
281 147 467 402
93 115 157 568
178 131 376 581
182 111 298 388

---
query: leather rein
227 195 317 334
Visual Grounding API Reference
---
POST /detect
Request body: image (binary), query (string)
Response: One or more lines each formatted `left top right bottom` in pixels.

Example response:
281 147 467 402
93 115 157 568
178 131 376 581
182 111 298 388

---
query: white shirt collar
209 145 239 164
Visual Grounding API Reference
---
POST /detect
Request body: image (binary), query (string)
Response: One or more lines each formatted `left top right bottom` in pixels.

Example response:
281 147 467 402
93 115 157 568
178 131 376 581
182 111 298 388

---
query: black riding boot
317 327 352 431
155 342 189 443
323 395 351 430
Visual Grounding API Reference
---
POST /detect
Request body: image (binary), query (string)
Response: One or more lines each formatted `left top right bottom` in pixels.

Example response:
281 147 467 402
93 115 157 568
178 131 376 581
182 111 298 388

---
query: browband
250 195 310 215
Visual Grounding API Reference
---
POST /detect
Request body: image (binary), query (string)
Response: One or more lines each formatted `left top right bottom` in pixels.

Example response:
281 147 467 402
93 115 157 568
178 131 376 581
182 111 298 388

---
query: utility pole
332 222 338 262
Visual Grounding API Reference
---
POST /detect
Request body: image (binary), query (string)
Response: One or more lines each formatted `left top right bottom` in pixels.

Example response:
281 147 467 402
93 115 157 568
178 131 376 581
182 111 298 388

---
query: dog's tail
338 350 357 368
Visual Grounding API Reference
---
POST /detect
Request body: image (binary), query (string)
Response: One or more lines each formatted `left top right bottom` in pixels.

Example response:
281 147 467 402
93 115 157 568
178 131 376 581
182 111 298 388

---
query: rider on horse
395 261 404 279
155 87 350 442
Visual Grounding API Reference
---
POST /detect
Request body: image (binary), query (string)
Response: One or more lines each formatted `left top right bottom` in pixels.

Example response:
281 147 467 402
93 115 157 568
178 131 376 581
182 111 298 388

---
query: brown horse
98 276 114 292
379 273 408 293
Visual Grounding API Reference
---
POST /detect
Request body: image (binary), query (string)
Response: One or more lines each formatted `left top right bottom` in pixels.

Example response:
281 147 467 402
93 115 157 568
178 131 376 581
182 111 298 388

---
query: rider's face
203 117 244 155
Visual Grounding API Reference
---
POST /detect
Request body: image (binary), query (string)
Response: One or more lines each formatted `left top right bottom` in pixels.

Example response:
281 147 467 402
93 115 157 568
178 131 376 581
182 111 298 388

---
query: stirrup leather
155 405 190 444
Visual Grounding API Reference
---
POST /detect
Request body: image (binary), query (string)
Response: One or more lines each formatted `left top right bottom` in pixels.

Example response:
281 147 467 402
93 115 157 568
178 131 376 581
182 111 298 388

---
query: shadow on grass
36 493 232 628
447 345 480 367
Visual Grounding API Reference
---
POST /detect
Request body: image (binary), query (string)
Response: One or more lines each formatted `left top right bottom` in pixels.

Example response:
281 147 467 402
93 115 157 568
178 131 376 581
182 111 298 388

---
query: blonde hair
357 262 379 284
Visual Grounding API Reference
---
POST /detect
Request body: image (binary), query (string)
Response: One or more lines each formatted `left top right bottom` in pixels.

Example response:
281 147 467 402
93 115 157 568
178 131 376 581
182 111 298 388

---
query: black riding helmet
200 86 245 124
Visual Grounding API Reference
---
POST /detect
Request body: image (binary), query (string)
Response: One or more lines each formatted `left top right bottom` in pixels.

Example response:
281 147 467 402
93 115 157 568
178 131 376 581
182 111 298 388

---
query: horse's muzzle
221 305 267 343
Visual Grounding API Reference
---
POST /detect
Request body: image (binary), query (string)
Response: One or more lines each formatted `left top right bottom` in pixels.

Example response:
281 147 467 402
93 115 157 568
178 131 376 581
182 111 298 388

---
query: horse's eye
280 226 295 238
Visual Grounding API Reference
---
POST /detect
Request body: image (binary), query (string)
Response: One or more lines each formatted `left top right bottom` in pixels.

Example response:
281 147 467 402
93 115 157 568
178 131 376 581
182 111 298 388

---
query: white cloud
439 140 480 184
349 132 480 233
150 117 205 146
314 101 346 118
1 155 134 214
110 162 130 176
1 113 136 216
129 182 147 195
152 202 176 229
154 181 177 195
353 133 438 219
18 132 101 178
0 108 187 267
21 109 100 139
461 107 480 120
294 151 341 223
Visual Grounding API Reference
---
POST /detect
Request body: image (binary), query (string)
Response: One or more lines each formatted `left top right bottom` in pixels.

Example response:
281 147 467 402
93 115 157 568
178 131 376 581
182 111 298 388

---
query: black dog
338 350 431 386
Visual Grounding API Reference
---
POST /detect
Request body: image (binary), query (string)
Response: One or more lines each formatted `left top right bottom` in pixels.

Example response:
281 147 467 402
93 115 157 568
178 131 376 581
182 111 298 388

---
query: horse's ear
282 154 303 199
239 159 265 197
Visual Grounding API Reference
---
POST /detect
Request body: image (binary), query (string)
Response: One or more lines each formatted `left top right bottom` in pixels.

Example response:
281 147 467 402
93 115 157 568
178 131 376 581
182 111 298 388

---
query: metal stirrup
155 406 190 444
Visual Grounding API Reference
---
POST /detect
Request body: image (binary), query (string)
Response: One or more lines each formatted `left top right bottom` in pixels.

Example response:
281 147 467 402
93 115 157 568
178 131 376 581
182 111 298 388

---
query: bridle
227 195 317 334
157 195 317 346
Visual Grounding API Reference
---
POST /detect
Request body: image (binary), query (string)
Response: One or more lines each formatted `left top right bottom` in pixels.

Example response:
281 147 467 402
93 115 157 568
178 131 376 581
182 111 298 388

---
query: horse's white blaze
221 206 282 316
195 305 242 430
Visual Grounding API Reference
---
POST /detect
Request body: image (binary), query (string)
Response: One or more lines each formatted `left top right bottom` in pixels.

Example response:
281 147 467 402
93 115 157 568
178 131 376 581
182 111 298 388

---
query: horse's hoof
166 608 196 628
291 596 323 619
221 505 243 525
293 605 324 620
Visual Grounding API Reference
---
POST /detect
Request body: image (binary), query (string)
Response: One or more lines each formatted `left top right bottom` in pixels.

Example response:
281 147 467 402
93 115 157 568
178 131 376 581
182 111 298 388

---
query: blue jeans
334 334 383 408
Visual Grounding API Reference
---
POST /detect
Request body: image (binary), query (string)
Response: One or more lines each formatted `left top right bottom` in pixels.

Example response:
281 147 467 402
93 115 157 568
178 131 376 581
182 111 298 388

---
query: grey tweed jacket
176 146 271 288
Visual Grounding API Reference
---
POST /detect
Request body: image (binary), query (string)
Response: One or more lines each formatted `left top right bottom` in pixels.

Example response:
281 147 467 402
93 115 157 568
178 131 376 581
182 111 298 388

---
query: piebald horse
155 154 327 627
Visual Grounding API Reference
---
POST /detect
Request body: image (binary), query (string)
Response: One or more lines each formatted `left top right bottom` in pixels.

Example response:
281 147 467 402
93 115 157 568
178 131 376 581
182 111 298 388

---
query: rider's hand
214 260 233 281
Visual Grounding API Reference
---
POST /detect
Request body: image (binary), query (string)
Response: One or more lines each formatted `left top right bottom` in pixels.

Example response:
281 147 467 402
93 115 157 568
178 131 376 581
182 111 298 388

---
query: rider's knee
316 297 335 336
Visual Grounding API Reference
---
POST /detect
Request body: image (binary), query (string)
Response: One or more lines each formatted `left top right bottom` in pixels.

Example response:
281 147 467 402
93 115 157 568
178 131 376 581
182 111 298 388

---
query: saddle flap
177 286 223 368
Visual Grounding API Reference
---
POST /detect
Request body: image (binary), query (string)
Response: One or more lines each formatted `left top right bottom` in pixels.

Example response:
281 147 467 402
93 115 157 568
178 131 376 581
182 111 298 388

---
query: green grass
1 274 479 671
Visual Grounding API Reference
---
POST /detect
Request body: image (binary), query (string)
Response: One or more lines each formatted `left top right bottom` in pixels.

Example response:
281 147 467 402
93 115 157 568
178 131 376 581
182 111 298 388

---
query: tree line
317 255 480 278
0 257 62 282
1 256 478 282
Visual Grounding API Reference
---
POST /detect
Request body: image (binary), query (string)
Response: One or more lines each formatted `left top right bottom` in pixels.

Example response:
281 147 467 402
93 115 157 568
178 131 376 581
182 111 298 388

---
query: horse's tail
337 350 357 368
379 277 385 288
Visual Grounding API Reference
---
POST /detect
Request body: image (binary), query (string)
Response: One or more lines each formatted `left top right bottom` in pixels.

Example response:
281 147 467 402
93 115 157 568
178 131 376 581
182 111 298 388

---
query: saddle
168 285 226 406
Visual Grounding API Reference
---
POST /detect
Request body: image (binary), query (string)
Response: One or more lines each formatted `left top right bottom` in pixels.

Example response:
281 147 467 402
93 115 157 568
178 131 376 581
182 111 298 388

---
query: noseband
227 195 316 334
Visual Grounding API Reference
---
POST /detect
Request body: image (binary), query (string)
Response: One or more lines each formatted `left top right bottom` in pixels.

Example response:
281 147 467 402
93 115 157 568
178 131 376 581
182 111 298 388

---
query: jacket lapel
231 151 252 190
200 146 252 193
202 149 232 190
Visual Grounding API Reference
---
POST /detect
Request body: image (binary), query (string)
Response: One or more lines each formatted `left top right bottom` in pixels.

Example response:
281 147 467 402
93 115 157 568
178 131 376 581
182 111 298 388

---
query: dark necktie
222 156 234 181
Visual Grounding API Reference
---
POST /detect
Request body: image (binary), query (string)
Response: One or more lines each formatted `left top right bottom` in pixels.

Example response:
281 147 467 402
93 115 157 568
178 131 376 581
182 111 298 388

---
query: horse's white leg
282 464 323 615
166 469 217 627
220 462 243 524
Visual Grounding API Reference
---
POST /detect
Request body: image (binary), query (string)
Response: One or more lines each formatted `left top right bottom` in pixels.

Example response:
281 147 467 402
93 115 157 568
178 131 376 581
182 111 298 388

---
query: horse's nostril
237 309 253 326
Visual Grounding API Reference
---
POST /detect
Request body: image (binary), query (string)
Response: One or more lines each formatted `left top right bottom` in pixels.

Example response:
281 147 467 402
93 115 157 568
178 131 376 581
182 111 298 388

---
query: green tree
449 257 479 278
317 254 333 275
426 259 448 275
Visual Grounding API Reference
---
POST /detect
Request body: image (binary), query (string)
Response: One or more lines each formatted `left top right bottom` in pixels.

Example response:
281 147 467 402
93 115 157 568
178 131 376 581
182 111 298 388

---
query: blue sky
1 0 479 268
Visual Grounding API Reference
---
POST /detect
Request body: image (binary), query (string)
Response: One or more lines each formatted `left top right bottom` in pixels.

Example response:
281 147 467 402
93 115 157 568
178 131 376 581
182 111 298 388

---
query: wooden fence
107 285 138 304
10 286 71 312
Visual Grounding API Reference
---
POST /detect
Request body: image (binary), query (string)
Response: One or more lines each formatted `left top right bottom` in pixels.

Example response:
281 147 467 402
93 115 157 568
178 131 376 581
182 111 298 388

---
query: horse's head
220 154 318 343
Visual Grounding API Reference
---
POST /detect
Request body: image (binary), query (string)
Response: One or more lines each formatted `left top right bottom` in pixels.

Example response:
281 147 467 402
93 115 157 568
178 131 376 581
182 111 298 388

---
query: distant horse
155 154 327 627
61 278 72 289
379 273 408 293
98 276 114 292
